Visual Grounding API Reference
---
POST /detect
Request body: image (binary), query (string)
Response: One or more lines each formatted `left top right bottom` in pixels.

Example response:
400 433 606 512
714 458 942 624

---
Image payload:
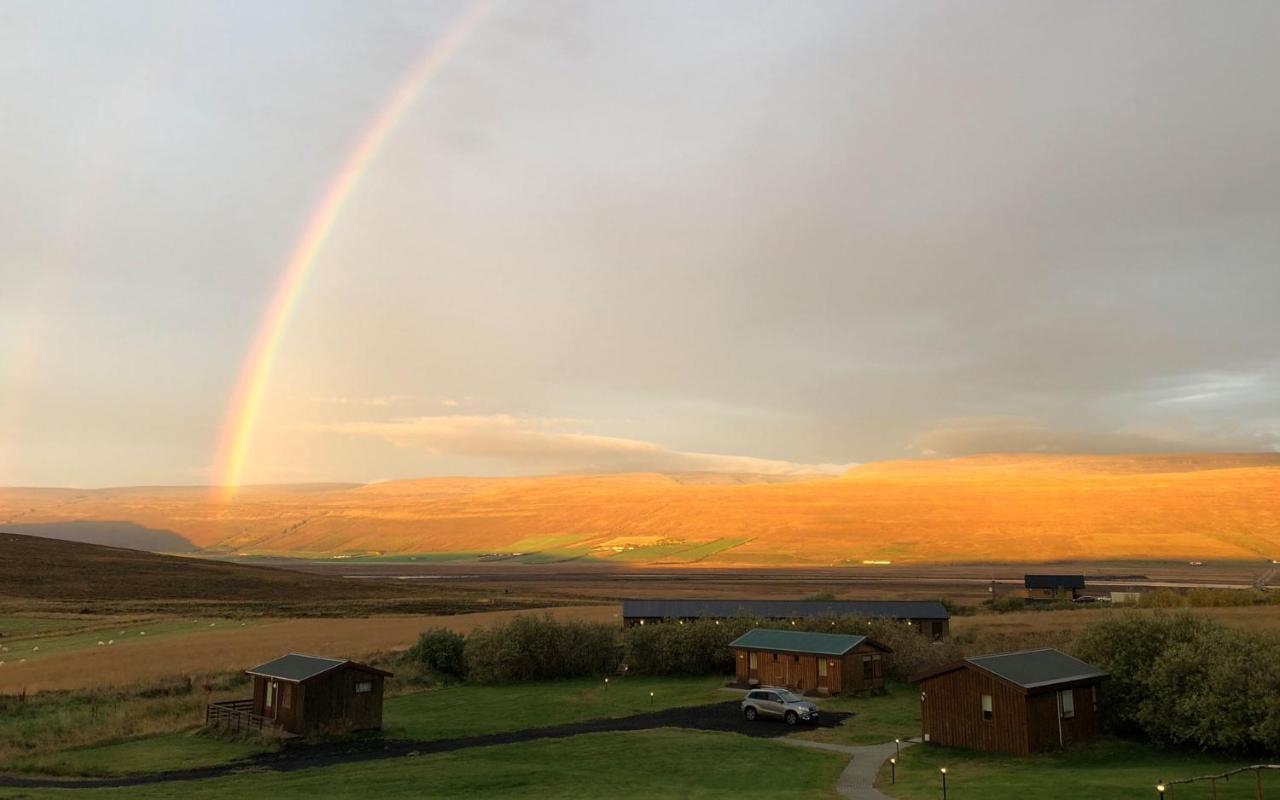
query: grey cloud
312 415 852 475
910 415 1276 457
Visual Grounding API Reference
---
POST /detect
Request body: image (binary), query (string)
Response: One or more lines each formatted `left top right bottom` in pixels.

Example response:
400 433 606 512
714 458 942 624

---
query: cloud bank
314 415 852 476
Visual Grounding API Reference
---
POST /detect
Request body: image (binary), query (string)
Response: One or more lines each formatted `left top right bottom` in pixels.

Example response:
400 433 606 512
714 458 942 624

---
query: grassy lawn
794 682 919 746
383 674 730 740
9 731 271 777
878 738 1280 800
0 729 847 799
3 675 731 778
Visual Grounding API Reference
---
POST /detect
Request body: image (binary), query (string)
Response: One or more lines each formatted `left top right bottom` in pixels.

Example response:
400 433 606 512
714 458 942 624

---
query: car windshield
776 690 803 702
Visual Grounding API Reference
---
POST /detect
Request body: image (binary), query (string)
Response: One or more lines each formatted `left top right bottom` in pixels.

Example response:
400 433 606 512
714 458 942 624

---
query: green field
384 674 728 740
0 729 848 799
879 739 1280 800
14 732 269 778
0 617 255 663
798 683 920 746
3 675 730 777
0 616 101 638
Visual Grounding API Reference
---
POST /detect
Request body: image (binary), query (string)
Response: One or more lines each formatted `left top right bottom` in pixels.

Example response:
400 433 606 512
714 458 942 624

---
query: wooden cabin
1023 574 1085 602
240 653 392 736
730 628 892 695
624 599 950 639
912 648 1107 755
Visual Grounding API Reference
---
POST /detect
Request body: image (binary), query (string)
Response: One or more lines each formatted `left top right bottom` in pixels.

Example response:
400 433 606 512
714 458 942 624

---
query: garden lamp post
604 678 609 691
889 757 896 785
650 691 655 707
1156 782 1165 800
895 737 900 760
940 767 948 800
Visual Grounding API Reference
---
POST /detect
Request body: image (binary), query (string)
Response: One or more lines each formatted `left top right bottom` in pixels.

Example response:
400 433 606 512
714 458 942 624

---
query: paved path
781 738 916 800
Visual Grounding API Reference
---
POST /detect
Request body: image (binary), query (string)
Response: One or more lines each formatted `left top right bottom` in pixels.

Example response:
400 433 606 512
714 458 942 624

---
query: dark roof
913 648 1107 691
622 599 949 621
245 653 392 683
1024 574 1085 589
729 628 872 656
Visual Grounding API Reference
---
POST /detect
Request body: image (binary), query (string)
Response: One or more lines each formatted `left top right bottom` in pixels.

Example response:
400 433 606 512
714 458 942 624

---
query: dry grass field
0 605 617 693
4 454 1279 564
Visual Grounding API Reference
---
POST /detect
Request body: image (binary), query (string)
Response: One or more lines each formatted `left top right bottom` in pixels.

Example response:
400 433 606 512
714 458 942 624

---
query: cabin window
1059 689 1075 718
818 660 828 677
793 654 800 663
772 653 778 662
355 681 373 694
981 694 992 721
749 652 757 669
266 682 275 708
1091 685 1098 711
280 684 292 709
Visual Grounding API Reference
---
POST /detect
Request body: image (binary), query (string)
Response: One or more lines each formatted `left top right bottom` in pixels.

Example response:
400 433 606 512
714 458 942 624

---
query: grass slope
879 739 1280 800
0 534 413 602
4 453 1280 563
0 730 847 799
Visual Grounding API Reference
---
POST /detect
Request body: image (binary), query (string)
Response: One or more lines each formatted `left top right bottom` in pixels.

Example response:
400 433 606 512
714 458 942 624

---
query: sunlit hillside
2 454 1279 564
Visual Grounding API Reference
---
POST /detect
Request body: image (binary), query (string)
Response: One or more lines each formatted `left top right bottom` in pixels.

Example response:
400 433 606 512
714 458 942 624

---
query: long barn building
622 599 950 638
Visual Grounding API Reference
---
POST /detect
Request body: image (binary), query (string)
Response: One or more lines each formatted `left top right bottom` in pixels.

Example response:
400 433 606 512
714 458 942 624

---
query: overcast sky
3 0 1279 487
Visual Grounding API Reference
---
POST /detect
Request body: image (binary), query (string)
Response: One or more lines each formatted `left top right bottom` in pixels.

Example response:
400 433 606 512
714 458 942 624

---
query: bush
986 595 1027 613
407 628 468 680
464 615 619 684
1072 611 1280 754
625 618 755 675
1137 589 1184 608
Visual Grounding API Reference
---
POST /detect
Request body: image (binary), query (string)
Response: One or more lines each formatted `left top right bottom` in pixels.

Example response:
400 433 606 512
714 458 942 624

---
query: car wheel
785 710 798 726
744 706 757 721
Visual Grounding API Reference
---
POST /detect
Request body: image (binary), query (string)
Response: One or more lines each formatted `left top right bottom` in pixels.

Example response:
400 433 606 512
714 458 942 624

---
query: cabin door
264 680 278 719
817 658 830 692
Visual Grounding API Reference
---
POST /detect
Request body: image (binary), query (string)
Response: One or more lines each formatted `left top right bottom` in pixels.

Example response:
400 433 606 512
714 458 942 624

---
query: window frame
1059 688 1075 718
981 693 992 721
355 680 373 694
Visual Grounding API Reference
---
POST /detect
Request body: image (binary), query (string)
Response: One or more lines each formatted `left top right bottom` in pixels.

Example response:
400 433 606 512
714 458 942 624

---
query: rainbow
211 1 492 499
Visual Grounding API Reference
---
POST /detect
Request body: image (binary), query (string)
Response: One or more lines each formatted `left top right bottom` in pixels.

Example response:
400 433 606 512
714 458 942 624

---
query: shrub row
405 616 619 684
1073 611 1280 753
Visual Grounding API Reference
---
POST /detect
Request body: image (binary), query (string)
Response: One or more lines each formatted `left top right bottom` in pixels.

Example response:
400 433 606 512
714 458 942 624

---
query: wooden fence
205 699 274 734
1163 765 1280 799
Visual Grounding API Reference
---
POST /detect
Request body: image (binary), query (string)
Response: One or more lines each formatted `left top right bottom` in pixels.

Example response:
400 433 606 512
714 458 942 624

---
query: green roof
246 654 348 682
729 628 869 656
967 648 1108 689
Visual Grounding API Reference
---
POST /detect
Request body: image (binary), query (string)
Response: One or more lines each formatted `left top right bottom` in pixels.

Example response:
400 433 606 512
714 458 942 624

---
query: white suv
741 687 820 725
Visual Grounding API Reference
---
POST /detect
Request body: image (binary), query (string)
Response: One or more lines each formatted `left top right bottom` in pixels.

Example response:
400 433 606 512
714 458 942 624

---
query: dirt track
0 701 852 789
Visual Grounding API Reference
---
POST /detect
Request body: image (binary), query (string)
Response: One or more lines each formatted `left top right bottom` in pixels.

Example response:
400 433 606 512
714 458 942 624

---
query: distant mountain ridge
2 454 1278 564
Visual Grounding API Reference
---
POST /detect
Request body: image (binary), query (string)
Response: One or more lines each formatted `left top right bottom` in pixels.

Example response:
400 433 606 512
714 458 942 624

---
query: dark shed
1023 574 1086 601
730 628 892 695
245 653 392 736
913 648 1107 755
623 599 950 638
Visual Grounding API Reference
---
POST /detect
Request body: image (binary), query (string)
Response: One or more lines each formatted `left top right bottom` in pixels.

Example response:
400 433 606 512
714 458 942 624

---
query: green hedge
1073 611 1280 753
464 614 619 684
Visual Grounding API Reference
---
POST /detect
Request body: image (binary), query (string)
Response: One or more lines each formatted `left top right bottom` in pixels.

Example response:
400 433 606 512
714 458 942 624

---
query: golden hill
2 454 1279 564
